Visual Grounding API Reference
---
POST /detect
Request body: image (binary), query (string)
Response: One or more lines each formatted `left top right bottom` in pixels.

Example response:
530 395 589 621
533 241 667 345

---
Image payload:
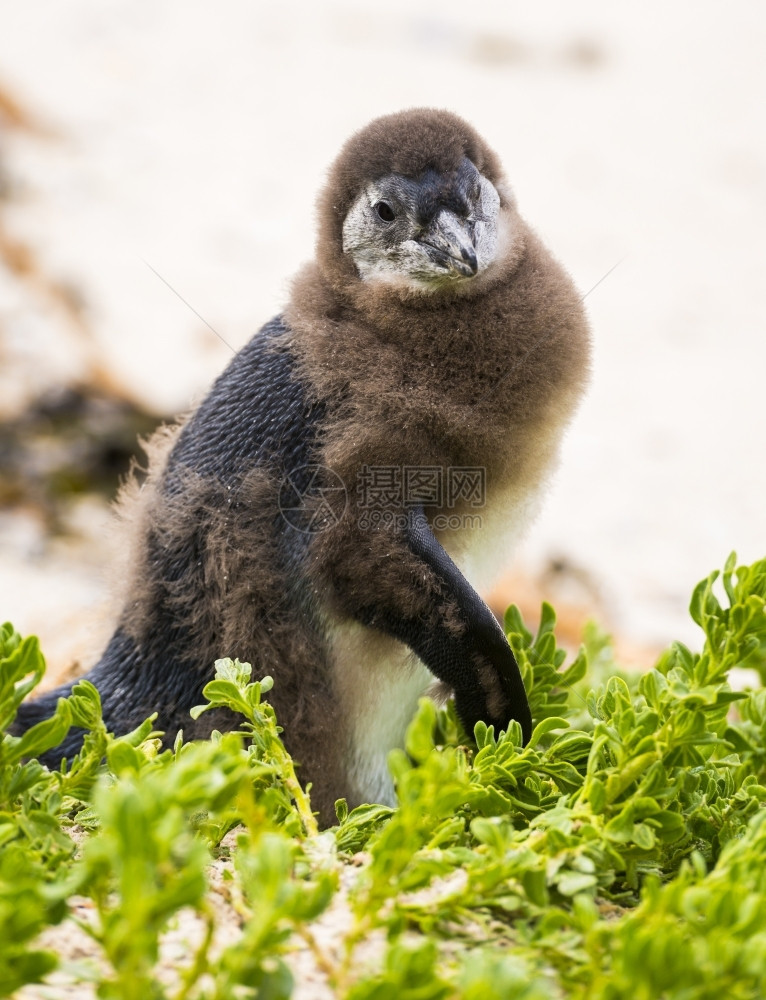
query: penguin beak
419 208 479 278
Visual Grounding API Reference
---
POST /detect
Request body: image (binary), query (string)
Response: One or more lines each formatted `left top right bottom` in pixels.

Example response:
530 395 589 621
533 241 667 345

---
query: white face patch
341 165 503 289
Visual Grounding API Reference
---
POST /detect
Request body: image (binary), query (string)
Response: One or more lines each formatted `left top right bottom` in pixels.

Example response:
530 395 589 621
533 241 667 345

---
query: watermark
277 465 347 534
357 509 483 531
357 465 485 509
278 464 486 533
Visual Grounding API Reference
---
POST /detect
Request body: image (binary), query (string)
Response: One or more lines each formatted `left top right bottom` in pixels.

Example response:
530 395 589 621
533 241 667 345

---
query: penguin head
316 109 518 297
341 156 501 287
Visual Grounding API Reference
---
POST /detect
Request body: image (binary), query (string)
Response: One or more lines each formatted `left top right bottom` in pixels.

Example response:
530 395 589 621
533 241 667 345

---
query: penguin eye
374 201 396 223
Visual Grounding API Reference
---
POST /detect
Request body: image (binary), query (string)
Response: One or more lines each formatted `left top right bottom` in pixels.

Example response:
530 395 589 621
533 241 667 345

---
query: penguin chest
435 407 569 590
435 477 544 595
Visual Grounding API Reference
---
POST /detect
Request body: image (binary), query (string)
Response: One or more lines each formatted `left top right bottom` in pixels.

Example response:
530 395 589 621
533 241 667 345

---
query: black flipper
353 505 532 743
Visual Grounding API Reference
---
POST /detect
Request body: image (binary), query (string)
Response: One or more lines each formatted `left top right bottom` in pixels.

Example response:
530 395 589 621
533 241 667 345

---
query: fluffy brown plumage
14 109 590 825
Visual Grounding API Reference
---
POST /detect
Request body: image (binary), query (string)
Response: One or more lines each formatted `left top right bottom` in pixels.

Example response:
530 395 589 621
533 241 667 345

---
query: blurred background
1 0 764 687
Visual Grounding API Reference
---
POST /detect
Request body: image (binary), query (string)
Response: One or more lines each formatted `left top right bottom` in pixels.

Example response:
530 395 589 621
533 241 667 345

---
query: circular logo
278 465 347 534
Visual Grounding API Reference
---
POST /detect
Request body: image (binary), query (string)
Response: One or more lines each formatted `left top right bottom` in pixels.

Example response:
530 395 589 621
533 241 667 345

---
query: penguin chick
13 109 590 825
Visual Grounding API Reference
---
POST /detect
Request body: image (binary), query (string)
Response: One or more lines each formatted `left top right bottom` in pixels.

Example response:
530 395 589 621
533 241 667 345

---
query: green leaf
405 699 438 763
556 870 598 896
10 702 72 762
529 716 569 746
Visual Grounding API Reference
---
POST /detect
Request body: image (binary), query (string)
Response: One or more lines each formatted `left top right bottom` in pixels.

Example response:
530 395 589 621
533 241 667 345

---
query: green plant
1 553 765 998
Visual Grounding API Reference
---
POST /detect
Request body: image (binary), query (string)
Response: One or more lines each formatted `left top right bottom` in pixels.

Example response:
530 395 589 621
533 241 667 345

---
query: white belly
328 620 433 807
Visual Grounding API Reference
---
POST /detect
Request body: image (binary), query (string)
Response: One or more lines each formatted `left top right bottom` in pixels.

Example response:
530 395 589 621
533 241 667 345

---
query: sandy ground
0 1 765 672
12 832 360 1000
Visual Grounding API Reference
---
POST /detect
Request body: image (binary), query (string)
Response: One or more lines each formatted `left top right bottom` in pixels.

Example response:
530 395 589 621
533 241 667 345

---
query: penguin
13 109 590 825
